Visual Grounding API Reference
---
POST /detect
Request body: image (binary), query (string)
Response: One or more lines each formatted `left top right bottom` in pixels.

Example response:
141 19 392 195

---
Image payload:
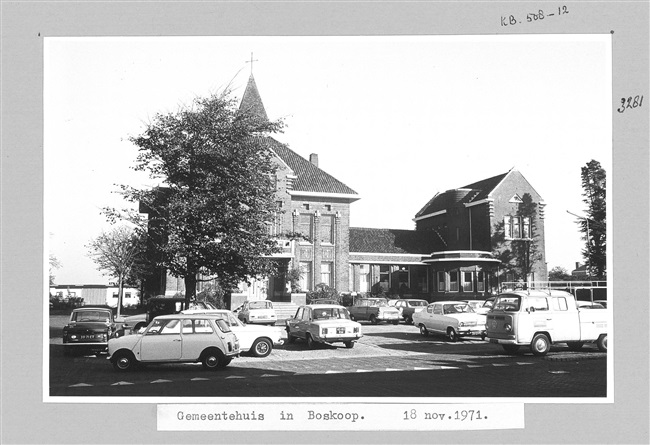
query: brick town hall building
144 74 548 306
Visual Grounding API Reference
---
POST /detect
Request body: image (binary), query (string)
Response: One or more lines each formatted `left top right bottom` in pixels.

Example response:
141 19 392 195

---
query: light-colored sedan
107 314 240 371
285 304 362 349
182 309 284 357
234 300 277 325
412 301 487 342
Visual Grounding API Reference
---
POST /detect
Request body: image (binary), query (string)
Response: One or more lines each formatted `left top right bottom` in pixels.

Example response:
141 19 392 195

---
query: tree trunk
184 256 197 310
117 275 124 318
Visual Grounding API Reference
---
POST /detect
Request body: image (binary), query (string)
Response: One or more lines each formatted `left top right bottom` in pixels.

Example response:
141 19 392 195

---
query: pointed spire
239 74 269 122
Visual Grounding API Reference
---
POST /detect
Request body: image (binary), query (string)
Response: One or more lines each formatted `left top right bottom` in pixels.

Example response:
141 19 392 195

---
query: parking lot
48 313 607 398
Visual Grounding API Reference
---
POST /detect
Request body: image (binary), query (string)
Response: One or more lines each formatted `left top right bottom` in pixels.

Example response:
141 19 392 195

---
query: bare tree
87 226 145 317
49 254 62 285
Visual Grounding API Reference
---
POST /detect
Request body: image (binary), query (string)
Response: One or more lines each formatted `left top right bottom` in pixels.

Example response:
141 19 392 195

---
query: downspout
468 207 473 250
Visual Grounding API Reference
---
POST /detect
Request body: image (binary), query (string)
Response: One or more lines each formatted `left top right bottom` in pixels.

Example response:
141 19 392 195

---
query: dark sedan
62 306 117 356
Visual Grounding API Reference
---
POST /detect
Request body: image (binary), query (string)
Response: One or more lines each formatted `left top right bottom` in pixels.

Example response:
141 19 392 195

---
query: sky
44 35 612 285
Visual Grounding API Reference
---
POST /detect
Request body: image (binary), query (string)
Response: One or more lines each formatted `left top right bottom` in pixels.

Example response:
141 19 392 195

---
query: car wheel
502 344 520 354
597 334 607 352
404 316 412 325
369 314 379 325
481 332 487 341
201 349 224 370
567 341 584 351
344 341 354 349
392 320 399 325
251 338 272 358
531 333 551 356
112 350 136 372
220 357 232 368
447 328 458 342
419 324 429 337
306 334 318 349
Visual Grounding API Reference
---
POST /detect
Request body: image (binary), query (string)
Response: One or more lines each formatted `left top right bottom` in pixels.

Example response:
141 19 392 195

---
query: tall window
320 262 333 286
299 262 312 291
477 271 485 292
504 217 511 239
462 272 473 292
437 271 446 292
522 217 531 239
512 217 521 238
359 264 370 293
320 215 334 244
379 265 390 289
449 271 459 292
298 214 313 241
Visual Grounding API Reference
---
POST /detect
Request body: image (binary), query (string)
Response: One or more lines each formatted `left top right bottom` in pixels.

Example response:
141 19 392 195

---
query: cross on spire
245 52 258 75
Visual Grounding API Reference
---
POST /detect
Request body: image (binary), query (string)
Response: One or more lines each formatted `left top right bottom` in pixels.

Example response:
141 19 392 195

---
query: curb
544 353 607 362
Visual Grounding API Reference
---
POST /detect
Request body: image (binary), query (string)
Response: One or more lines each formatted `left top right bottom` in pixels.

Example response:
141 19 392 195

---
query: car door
431 304 445 333
140 318 182 361
287 307 305 339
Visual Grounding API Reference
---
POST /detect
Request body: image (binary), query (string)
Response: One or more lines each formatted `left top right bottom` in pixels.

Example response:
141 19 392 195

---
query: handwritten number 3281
617 95 643 113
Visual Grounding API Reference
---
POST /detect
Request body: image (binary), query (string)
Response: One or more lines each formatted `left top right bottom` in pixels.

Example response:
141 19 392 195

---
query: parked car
412 301 487 342
348 298 401 324
108 314 240 371
234 300 277 325
182 308 284 357
118 297 215 334
285 304 362 349
486 290 608 355
62 305 117 356
392 299 428 324
463 299 492 315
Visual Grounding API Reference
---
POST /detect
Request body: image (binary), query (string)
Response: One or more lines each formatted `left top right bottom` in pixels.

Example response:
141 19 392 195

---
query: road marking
413 367 437 370
111 381 134 386
69 383 93 387
439 366 460 369
356 369 372 373
492 363 509 367
225 376 246 379
516 362 534 366
260 374 280 377
151 379 172 384
467 365 484 368
385 368 402 372
191 377 210 381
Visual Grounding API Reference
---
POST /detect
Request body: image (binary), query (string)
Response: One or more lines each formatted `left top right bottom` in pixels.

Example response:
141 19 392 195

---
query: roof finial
245 52 258 76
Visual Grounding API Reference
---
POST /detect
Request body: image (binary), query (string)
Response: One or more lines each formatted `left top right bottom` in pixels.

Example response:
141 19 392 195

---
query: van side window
557 297 568 311
528 296 549 311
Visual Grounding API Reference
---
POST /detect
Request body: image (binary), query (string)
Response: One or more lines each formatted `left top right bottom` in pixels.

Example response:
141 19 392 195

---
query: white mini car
182 309 284 357
234 300 277 325
107 314 240 371
412 301 487 342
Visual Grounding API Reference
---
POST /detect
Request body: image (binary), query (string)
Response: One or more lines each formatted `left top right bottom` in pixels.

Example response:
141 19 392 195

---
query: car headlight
504 323 512 332
459 322 466 327
353 327 359 333
321 328 328 335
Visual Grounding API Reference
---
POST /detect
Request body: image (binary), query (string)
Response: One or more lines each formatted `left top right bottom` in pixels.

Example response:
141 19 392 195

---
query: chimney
309 153 319 167
575 262 581 269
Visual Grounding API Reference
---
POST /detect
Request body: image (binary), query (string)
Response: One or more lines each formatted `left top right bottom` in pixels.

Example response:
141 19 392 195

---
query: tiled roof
349 227 441 254
415 171 508 218
258 137 358 196
239 74 268 122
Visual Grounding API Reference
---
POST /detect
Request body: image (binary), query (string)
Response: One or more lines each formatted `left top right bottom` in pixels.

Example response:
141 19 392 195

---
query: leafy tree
49 254 62 285
577 160 606 278
106 91 284 309
87 226 146 317
548 266 572 281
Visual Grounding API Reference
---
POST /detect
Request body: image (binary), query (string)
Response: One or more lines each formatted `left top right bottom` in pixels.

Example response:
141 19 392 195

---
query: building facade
142 74 548 305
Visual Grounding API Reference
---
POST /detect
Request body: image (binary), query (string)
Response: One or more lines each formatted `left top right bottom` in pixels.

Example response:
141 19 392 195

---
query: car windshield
442 303 473 314
409 300 428 307
312 308 351 320
212 313 242 327
492 296 521 312
72 310 111 322
249 301 272 309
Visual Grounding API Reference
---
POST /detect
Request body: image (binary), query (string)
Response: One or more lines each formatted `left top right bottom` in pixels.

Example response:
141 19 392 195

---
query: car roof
73 306 112 311
154 313 225 320
304 304 346 309
431 301 470 305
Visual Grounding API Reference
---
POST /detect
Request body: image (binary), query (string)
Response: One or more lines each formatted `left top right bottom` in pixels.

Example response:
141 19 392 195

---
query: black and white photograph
2 1 648 444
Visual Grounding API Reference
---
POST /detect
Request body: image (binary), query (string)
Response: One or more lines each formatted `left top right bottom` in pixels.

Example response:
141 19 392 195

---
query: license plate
336 327 346 334
489 339 499 344
259 315 268 319
81 335 95 340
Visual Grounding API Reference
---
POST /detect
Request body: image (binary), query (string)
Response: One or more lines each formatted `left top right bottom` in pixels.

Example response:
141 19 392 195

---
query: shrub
306 283 340 304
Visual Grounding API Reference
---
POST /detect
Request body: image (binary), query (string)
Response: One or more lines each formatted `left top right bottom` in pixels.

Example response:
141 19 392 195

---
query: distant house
572 262 589 278
50 284 140 307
